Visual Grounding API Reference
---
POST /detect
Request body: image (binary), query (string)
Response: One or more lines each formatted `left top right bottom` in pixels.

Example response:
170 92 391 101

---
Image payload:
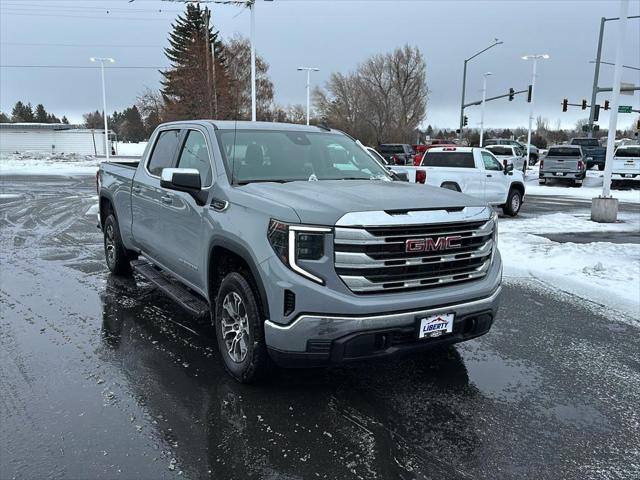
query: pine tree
11 101 34 122
160 4 228 120
0 111 9 123
35 104 48 123
61 116 69 124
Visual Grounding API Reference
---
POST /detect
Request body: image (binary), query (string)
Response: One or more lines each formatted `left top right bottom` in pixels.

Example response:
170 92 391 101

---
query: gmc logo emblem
405 236 463 253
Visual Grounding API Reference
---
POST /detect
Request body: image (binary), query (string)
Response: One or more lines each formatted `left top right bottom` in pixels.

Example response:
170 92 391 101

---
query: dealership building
0 123 114 156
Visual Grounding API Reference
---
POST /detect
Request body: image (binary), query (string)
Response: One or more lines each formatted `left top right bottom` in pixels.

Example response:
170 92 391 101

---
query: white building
0 123 114 156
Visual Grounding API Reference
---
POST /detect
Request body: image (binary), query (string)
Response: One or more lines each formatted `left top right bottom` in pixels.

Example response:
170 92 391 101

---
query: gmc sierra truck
97 121 502 383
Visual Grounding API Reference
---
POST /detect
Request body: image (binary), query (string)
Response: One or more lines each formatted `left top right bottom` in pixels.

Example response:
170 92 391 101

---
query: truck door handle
132 185 142 194
160 195 173 204
486 174 492 177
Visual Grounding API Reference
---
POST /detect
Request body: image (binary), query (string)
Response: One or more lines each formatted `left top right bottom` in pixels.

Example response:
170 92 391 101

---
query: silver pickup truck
97 121 502 382
539 145 587 187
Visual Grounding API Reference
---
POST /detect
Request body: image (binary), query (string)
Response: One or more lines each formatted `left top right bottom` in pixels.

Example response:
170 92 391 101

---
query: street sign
618 105 632 113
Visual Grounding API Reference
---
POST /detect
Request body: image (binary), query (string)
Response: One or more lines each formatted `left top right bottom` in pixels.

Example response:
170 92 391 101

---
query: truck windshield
571 139 599 147
216 129 392 184
548 147 581 157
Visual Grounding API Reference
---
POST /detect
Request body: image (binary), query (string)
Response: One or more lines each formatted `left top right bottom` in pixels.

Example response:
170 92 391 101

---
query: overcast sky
1 0 639 130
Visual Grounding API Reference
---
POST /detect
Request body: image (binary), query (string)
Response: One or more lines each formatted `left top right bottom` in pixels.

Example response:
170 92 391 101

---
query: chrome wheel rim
221 291 249 363
105 224 116 266
511 193 521 212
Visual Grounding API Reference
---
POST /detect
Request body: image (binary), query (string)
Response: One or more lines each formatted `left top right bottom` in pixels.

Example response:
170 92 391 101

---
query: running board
131 260 210 319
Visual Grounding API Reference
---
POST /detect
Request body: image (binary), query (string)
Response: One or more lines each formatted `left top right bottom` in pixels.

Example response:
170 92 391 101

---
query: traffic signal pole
587 17 605 139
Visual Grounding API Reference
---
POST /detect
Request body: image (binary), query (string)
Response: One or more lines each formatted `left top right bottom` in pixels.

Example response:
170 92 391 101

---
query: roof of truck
157 120 341 133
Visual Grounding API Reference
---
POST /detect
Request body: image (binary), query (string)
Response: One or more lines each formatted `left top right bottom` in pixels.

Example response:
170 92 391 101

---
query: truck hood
239 180 485 225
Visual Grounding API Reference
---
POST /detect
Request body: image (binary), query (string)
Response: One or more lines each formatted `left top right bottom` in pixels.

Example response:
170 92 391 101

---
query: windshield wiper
236 179 291 185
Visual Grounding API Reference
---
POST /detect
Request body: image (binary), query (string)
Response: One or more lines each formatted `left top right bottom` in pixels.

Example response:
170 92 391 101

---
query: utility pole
522 54 549 168
479 72 492 147
90 57 114 160
458 39 503 141
297 66 320 125
592 0 630 223
250 0 256 121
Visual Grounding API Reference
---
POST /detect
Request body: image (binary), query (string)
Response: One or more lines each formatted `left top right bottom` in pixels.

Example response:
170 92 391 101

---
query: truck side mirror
504 163 514 174
161 168 201 192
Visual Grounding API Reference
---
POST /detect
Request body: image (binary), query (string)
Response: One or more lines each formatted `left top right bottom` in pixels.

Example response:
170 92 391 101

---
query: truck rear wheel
502 188 522 217
103 214 132 275
214 272 270 383
597 164 605 171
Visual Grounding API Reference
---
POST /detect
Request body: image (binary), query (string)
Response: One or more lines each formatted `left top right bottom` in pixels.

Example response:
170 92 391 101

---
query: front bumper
265 286 502 367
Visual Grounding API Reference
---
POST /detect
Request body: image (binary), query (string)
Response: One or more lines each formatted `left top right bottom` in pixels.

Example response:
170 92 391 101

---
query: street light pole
479 72 492 147
522 54 549 168
250 0 256 121
459 39 503 141
297 66 319 125
90 57 115 160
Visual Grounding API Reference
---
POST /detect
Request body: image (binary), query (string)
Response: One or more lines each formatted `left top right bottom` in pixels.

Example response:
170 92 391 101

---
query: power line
0 65 168 70
1 41 165 48
0 10 177 21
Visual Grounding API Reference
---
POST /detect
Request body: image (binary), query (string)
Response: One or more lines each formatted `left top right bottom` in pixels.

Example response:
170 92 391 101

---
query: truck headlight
268 220 331 284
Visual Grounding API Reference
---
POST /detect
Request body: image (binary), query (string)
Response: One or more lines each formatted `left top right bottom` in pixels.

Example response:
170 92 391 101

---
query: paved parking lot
1 175 639 480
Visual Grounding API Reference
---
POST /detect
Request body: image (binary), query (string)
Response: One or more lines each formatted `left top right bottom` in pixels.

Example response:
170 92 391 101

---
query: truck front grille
334 219 494 294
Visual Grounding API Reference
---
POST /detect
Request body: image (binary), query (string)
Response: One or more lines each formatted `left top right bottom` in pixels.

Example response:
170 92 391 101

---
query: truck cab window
482 152 502 171
177 130 213 186
148 130 181 177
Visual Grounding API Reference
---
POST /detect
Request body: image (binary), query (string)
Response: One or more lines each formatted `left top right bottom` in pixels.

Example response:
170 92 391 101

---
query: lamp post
297 67 319 125
90 57 115 160
521 54 549 168
459 39 503 141
479 72 492 147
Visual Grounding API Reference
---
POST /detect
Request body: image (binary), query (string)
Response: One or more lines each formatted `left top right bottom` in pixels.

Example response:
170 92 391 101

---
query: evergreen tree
0 111 10 123
61 116 69 124
35 104 48 123
83 110 104 129
160 4 227 120
11 101 34 122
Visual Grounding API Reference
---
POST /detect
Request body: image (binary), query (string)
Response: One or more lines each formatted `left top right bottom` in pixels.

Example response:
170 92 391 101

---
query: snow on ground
0 152 100 176
524 165 640 204
115 141 147 157
499 212 640 321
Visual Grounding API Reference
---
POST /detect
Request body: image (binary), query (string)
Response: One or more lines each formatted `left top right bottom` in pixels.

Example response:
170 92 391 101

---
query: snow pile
499 212 640 320
524 165 640 204
0 152 100 176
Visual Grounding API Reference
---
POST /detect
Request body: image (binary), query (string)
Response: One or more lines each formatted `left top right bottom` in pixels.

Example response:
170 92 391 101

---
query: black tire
103 214 132 275
214 271 270 383
597 164 605 171
539 178 547 185
502 188 522 217
586 163 594 170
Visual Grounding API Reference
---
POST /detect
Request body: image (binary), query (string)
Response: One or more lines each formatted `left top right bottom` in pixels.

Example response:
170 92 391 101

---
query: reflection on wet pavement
1 175 639 480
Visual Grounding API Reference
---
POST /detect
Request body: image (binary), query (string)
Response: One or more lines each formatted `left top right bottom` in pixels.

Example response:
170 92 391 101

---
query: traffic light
463 115 468 127
527 84 532 103
508 88 515 101
593 104 600 122
604 100 610 110
581 99 587 110
562 98 568 112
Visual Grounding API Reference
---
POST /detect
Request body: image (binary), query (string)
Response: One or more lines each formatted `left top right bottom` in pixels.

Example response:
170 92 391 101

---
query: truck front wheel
502 188 523 216
103 214 133 275
214 272 270 383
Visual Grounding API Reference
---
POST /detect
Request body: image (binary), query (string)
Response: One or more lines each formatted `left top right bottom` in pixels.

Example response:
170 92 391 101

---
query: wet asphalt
1 175 639 480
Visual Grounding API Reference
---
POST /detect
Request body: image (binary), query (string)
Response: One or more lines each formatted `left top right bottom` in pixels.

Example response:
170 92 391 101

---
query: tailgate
543 157 580 171
613 157 640 173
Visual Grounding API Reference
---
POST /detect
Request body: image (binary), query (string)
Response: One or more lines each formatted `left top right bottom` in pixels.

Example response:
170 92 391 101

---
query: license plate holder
417 313 455 339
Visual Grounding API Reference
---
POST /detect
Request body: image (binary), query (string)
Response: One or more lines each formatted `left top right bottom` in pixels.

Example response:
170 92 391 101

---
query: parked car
538 145 587 187
389 146 525 216
378 143 415 165
412 143 457 166
569 138 606 170
98 121 503 383
611 144 640 188
484 145 527 173
364 145 410 181
484 138 540 165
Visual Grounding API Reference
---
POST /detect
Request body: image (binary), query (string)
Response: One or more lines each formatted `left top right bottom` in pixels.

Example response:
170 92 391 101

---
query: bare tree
314 45 428 145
